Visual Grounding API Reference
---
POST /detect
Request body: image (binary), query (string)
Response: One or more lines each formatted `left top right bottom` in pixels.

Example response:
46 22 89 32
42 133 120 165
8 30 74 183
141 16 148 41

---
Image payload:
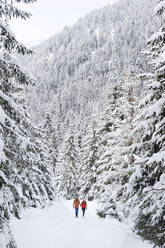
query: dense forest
0 0 165 247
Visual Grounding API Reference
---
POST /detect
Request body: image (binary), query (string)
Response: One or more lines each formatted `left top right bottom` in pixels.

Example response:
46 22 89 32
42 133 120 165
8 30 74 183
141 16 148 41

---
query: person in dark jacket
80 200 87 217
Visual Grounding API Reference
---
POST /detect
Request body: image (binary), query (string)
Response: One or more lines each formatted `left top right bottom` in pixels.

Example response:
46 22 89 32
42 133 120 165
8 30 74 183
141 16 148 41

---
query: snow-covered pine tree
123 1 165 246
93 69 138 220
96 83 123 192
30 125 55 203
42 112 59 172
79 116 98 200
0 0 54 246
55 127 78 199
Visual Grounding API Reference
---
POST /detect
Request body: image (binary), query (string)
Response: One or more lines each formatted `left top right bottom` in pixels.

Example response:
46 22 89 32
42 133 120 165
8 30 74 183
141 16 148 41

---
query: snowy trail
10 200 152 248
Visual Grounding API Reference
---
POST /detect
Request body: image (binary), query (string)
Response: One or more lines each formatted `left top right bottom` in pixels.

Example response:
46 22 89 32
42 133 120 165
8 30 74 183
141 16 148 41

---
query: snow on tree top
154 0 165 15
147 30 164 44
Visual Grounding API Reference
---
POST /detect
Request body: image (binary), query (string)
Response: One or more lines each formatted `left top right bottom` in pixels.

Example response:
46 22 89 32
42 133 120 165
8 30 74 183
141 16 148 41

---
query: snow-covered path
10 200 152 248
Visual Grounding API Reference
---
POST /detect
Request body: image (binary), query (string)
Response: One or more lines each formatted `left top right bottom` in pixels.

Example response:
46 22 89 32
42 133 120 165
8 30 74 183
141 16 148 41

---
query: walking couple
73 198 87 218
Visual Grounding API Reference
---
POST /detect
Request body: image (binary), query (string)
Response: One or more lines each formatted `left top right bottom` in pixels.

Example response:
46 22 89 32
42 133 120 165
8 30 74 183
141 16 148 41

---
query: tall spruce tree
79 117 98 200
95 73 136 218
42 112 59 172
0 0 55 246
123 1 165 246
55 127 78 199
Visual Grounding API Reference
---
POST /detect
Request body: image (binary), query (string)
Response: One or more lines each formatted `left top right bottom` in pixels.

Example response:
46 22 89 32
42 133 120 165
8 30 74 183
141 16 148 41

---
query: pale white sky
11 0 117 45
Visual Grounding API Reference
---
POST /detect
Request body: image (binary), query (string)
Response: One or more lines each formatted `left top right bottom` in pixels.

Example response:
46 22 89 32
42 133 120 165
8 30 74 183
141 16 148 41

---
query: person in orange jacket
73 198 80 217
80 200 87 217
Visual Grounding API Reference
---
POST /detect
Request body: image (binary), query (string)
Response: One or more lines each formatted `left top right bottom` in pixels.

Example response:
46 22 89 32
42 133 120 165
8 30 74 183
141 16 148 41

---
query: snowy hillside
23 0 156 127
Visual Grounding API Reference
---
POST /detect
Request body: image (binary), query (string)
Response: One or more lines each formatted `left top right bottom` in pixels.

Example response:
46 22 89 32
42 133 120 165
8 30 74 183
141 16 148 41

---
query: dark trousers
75 208 79 217
82 208 86 217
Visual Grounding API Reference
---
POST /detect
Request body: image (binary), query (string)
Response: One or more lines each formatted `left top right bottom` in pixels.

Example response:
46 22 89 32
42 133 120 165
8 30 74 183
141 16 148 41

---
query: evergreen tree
96 74 136 216
42 112 59 172
0 0 54 246
55 127 78 199
79 117 98 200
123 1 165 246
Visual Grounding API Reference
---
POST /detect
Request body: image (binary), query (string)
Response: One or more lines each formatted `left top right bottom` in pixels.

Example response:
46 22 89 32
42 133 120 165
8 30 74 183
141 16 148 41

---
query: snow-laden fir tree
55 126 78 199
123 1 165 246
31 125 55 203
95 73 136 218
42 112 59 172
0 0 55 246
79 116 98 200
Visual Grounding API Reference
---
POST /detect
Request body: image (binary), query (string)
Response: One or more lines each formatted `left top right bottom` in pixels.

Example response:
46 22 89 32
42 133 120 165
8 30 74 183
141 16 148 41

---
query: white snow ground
10 200 152 248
